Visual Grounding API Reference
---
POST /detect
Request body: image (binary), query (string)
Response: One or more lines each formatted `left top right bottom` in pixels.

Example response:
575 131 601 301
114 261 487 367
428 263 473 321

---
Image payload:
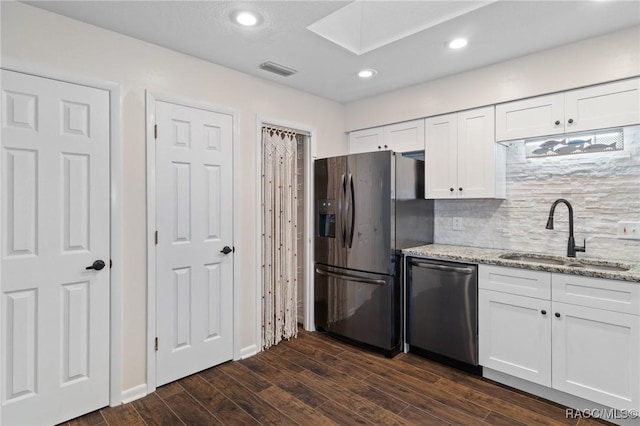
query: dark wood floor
61 329 610 426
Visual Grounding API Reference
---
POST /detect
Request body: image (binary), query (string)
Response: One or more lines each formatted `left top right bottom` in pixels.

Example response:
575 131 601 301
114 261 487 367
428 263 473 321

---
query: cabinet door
383 119 425 153
348 127 384 154
424 114 457 199
552 301 640 411
495 93 564 141
564 78 640 133
479 290 552 387
457 106 496 198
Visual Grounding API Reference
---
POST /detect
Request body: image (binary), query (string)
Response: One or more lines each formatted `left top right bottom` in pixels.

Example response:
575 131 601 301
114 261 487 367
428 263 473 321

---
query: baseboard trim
239 344 259 359
120 384 148 404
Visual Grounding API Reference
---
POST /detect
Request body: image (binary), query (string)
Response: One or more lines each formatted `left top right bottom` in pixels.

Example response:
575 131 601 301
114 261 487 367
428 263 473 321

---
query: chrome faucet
545 199 586 258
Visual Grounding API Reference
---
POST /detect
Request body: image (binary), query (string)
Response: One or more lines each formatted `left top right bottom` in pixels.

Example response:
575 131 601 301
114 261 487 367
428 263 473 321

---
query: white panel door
479 290 551 387
155 101 233 386
565 78 640 133
457 106 495 199
425 114 457 199
495 93 564 141
552 301 640 411
1 70 110 425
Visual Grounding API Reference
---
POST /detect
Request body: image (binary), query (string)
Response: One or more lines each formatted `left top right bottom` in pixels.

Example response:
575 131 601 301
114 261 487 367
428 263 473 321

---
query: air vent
259 61 297 77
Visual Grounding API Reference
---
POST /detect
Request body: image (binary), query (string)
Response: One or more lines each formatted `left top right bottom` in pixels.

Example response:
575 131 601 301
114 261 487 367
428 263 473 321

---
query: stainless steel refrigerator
314 150 434 354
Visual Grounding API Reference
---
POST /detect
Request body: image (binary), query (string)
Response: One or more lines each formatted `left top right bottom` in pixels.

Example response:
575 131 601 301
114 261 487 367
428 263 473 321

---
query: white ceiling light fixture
358 69 377 78
232 10 261 27
448 38 469 49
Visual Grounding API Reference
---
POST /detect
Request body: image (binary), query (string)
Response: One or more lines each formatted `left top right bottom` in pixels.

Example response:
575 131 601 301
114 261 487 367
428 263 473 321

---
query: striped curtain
261 127 298 349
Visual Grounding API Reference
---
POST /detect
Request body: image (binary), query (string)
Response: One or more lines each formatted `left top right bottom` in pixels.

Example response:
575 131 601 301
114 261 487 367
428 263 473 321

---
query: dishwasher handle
315 267 386 286
409 260 474 275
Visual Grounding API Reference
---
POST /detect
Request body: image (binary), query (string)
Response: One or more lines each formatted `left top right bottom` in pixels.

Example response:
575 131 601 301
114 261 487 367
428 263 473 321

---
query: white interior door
155 100 234 386
1 70 110 425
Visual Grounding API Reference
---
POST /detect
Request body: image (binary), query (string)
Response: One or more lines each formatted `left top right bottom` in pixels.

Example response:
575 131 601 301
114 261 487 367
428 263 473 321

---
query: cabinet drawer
479 265 551 299
552 274 640 316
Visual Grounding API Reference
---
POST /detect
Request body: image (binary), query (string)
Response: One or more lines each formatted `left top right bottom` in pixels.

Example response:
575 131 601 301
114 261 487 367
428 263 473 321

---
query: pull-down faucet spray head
545 216 554 230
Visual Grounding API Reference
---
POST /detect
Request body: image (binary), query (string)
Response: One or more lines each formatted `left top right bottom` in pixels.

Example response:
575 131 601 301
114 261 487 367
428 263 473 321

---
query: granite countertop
403 244 640 283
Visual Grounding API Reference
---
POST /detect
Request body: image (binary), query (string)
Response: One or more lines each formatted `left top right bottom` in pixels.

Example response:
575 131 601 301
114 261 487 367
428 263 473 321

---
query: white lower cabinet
479 290 551 386
479 265 640 412
552 301 640 411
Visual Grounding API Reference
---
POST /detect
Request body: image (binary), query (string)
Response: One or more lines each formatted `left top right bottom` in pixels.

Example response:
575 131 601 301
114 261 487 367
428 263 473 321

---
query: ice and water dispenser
317 199 336 238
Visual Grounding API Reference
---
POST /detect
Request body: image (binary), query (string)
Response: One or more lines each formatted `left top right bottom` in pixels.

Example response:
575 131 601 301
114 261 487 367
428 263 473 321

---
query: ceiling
23 0 640 103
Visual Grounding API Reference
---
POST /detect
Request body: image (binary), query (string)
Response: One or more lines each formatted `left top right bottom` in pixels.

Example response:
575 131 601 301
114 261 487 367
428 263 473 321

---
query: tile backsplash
434 126 640 263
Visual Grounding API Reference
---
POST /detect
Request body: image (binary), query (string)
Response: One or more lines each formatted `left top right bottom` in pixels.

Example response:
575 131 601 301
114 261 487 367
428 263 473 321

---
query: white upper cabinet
348 127 384 154
495 93 564 141
425 106 505 199
425 113 457 199
564 78 640 133
383 119 425 153
496 78 640 141
348 119 424 154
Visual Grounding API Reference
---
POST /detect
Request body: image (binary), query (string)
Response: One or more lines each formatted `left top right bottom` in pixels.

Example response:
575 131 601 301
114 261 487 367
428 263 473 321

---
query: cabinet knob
450 188 454 192
384 144 388 149
458 187 463 191
378 145 381 149
554 120 560 126
555 312 561 318
541 310 547 315
567 119 574 124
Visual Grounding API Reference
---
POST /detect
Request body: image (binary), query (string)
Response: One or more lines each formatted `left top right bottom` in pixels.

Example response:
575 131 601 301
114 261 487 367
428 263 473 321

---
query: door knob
86 260 106 271
220 246 233 254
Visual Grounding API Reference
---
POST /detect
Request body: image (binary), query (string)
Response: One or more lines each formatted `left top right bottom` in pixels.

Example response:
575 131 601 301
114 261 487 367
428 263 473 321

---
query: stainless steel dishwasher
406 257 479 367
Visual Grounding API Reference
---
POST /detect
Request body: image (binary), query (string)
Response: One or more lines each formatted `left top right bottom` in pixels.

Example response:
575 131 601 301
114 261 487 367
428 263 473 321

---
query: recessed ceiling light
358 69 377 78
448 38 468 49
233 11 260 27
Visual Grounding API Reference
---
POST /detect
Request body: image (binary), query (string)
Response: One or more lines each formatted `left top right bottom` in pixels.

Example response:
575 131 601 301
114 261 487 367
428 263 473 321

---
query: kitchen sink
499 253 631 272
499 253 565 265
572 261 631 272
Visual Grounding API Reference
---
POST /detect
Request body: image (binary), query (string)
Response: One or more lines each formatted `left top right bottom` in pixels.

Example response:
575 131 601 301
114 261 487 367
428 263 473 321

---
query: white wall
1 2 346 392
345 26 640 131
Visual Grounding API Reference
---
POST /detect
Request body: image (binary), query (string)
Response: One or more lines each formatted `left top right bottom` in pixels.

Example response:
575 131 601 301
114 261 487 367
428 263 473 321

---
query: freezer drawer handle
315 268 386 285
409 261 474 274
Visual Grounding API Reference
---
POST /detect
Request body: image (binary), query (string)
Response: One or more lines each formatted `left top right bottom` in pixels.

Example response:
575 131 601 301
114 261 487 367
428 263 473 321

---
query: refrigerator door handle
409 260 474 275
340 173 346 248
347 173 355 248
315 267 387 285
